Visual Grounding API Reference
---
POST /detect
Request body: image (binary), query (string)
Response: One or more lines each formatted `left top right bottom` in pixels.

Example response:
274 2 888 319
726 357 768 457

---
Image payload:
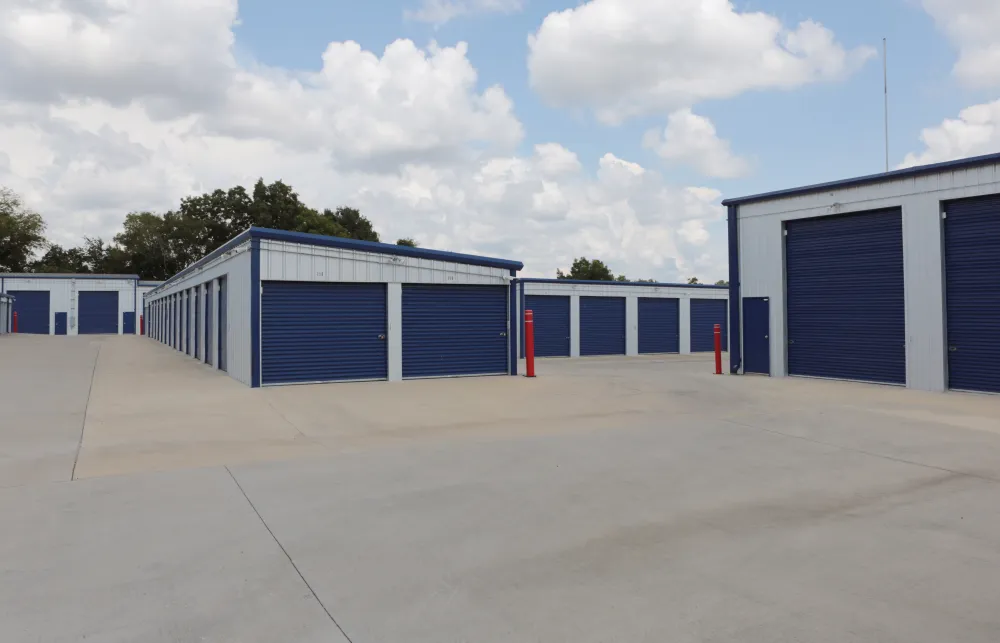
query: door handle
378 334 386 340
764 335 768 339
948 346 957 352
500 332 507 337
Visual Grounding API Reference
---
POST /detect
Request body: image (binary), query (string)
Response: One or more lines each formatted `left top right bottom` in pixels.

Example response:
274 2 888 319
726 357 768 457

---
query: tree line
3 182 725 284
556 256 727 285
0 181 418 280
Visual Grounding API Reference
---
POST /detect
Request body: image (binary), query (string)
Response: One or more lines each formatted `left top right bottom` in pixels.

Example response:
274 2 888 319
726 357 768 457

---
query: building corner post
727 204 741 374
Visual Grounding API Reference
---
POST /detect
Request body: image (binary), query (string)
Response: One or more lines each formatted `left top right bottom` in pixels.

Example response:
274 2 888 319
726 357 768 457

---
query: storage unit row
515 279 729 358
0 274 141 335
144 227 522 388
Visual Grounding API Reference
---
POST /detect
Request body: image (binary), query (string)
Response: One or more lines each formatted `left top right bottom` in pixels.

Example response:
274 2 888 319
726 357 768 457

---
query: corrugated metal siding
785 209 906 384
525 295 571 357
144 244 252 386
402 285 508 378
579 297 625 356
638 298 679 354
690 299 728 352
261 282 388 384
261 240 508 286
78 291 119 334
0 277 136 335
944 195 1000 392
8 291 50 334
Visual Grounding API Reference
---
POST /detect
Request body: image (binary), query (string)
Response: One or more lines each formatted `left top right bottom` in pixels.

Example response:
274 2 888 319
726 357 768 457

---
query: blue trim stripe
722 151 1000 206
250 238 261 388
727 204 741 374
518 278 727 290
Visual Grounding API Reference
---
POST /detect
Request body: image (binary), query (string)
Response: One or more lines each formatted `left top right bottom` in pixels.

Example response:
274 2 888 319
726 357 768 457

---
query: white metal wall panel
737 162 1000 392
145 244 252 386
0 276 137 335
260 240 509 286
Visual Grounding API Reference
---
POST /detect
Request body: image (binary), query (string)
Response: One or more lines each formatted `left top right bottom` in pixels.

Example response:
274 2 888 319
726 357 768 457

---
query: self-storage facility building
0 274 141 335
725 151 1000 394
144 227 523 388
516 279 729 359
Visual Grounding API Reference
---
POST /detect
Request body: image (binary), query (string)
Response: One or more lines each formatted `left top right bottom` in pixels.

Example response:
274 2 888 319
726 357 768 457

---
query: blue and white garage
144 227 522 388
725 151 1000 394
517 279 729 359
0 274 141 335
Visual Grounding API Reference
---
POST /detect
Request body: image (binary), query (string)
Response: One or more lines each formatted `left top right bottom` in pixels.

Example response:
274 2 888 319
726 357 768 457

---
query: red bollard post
12 311 17 334
713 323 722 375
140 314 145 335
524 309 536 378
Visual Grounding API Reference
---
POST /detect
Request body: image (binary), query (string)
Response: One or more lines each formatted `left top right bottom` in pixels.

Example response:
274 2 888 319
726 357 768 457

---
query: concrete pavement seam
70 343 102 481
224 466 354 643
721 417 1000 485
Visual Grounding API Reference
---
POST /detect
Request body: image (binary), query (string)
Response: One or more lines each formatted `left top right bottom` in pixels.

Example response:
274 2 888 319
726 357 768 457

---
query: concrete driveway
2 335 1000 642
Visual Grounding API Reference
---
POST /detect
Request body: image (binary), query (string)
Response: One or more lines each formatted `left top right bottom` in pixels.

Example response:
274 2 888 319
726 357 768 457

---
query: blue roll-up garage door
638 297 680 354
78 291 119 334
691 299 727 352
580 297 625 356
945 195 1000 393
525 295 570 357
8 291 50 334
786 209 905 384
403 285 508 378
262 282 387 385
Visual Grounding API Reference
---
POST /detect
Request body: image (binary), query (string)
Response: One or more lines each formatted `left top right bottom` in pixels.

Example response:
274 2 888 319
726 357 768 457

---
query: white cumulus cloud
0 0 730 283
643 108 750 178
922 0 1000 88
899 99 1000 168
527 0 875 124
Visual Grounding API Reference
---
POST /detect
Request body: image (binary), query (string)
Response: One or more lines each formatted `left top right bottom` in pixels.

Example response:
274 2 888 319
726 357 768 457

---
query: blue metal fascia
517 278 728 290
0 273 140 280
508 275 518 375
249 227 524 272
250 237 261 388
727 204 741 374
722 151 1000 207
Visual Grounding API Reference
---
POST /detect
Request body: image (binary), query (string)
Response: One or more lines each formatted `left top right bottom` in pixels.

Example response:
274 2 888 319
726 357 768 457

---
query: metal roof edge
518 278 728 290
0 273 140 280
147 229 253 297
722 151 1000 207
249 227 524 271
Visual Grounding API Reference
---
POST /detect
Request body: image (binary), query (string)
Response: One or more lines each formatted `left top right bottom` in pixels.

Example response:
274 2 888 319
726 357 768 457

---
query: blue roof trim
250 227 524 271
727 204 741 374
1 273 140 280
723 151 1000 207
518 278 727 290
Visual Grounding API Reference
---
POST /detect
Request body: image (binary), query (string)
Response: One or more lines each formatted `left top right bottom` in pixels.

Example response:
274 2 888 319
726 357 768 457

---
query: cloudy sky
1 0 998 281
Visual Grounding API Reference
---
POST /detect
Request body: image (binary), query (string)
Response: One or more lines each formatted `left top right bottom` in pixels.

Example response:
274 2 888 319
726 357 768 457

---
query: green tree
396 238 418 247
294 208 348 238
326 207 380 242
557 257 617 281
113 212 173 280
250 179 311 231
0 187 46 272
31 244 89 273
715 279 729 286
687 277 700 284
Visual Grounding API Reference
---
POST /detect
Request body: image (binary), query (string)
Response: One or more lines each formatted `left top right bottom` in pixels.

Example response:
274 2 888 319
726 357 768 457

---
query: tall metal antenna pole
883 37 889 172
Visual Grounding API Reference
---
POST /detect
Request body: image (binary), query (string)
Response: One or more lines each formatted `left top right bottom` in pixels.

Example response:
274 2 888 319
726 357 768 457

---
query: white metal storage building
144 227 523 388
0 274 141 335
0 293 13 334
724 151 1000 394
515 279 729 359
